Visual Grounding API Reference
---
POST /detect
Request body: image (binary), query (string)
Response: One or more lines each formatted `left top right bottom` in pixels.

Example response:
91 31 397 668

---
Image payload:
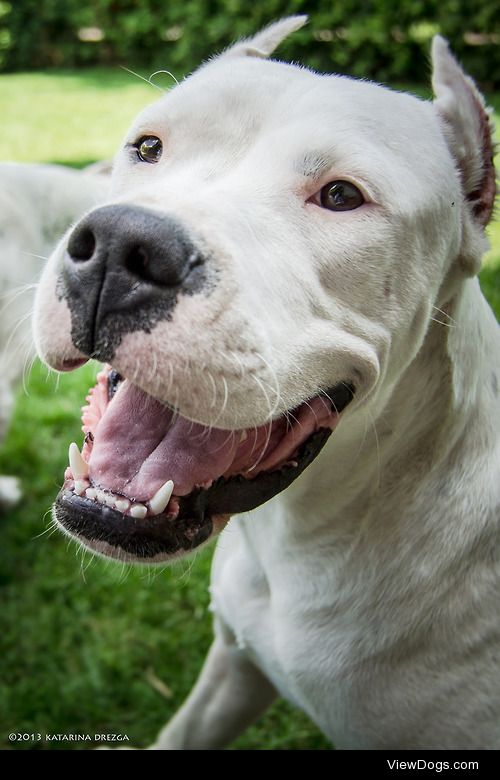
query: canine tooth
115 499 130 513
74 479 89 496
69 442 89 480
149 480 174 515
239 431 248 443
130 503 147 519
86 488 97 500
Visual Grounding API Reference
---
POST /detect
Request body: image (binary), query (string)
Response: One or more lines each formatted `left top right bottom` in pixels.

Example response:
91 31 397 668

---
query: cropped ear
432 36 497 228
221 15 307 60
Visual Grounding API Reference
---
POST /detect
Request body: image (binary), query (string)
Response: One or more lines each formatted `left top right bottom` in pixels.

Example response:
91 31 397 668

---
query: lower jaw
53 427 334 563
53 495 229 564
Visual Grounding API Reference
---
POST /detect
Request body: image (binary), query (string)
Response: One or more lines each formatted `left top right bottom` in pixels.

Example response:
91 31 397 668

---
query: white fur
34 19 500 749
0 163 107 505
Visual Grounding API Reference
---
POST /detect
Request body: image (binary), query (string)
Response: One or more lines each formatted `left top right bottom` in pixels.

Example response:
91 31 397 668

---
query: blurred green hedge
0 0 499 86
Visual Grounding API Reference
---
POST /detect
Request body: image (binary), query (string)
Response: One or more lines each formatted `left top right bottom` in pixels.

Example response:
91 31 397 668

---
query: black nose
62 204 207 360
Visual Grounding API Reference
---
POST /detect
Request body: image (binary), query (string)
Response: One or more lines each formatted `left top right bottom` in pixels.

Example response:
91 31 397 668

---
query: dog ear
432 36 497 276
432 36 496 229
221 15 308 60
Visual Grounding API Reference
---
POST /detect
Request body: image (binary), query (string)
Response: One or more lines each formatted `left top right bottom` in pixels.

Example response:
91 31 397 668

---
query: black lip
177 426 332 519
54 491 213 558
55 383 354 560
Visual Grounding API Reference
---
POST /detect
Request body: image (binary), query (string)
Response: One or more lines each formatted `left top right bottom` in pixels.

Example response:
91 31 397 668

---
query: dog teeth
239 431 248 443
149 480 174 515
74 479 89 496
68 442 89 480
130 503 147 519
75 482 143 519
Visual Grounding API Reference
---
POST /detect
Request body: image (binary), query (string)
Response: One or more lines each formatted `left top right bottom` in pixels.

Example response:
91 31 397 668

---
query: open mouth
54 366 354 562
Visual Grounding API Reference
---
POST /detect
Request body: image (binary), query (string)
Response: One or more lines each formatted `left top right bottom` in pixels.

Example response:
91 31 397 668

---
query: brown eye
320 181 364 211
135 135 163 164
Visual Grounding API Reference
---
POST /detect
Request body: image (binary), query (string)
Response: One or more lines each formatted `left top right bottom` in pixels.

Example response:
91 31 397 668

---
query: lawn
0 69 499 751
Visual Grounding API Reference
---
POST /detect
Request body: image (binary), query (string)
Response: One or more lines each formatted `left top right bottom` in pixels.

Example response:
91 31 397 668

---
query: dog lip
179 427 334 516
54 491 215 559
55 426 336 561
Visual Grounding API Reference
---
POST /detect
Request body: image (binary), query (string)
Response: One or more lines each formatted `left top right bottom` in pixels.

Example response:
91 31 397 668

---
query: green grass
0 69 499 751
0 68 157 166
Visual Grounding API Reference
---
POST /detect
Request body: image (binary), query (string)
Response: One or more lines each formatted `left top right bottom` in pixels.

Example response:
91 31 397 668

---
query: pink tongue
88 382 239 501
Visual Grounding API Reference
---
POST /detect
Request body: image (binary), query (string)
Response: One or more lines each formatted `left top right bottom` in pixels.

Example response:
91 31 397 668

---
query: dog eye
320 181 364 211
135 135 163 164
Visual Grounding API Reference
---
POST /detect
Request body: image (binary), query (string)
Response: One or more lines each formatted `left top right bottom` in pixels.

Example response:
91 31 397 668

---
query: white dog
33 17 500 749
0 163 107 506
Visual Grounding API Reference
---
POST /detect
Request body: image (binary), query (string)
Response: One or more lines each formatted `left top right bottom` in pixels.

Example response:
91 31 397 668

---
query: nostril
325 382 355 414
125 245 150 280
68 227 96 262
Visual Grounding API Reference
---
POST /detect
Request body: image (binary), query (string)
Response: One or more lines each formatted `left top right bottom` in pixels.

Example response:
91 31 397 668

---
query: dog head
34 16 496 563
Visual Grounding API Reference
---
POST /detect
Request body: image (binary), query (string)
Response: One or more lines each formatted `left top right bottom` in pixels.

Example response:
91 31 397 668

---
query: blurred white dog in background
0 163 107 507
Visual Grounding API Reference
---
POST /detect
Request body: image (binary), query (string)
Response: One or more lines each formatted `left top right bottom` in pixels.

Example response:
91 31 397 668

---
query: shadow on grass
49 159 104 169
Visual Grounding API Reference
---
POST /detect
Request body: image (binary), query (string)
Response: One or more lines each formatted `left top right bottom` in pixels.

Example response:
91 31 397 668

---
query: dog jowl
34 17 496 564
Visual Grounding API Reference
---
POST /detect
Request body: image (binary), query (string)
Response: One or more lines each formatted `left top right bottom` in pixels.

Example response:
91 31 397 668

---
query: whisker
149 69 180 87
229 350 245 379
300 397 322 428
432 304 456 326
21 250 49 261
116 560 130 585
246 422 272 473
430 316 454 329
0 282 37 313
245 372 277 472
79 552 90 584
120 65 165 92
207 371 218 410
210 376 229 427
33 516 57 541
174 550 198 584
210 429 237 455
0 309 34 366
254 351 282 415
22 343 38 396
366 409 381 491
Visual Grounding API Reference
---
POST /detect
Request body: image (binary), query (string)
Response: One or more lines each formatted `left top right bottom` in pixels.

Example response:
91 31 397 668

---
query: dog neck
280 277 499 532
